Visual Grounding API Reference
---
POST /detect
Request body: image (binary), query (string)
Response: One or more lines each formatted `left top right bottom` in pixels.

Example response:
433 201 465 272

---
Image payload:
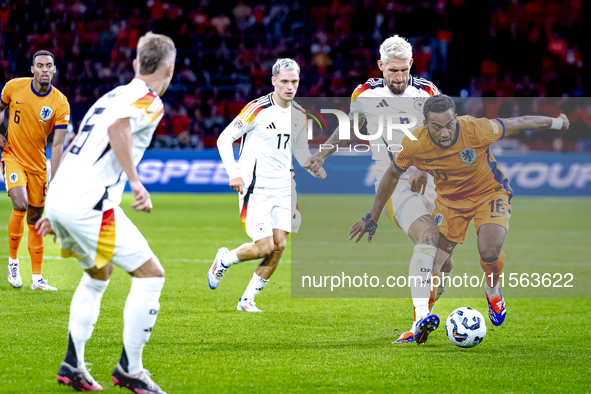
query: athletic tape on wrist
550 118 563 130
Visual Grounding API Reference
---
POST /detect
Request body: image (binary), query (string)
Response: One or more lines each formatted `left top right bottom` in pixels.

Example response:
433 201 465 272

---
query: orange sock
27 224 44 275
480 250 506 288
8 210 26 259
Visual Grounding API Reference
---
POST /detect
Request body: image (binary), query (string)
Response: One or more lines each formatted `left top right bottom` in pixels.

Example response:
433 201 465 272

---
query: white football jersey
218 93 308 189
47 78 164 212
349 76 439 171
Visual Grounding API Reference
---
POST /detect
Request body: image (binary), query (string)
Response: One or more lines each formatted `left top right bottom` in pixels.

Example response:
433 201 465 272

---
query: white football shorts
46 205 154 272
375 164 437 234
239 186 300 242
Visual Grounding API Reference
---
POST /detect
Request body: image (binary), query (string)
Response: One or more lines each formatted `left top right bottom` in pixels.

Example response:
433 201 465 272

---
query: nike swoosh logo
35 251 43 254
426 158 443 163
490 215 503 218
11 238 19 241
16 101 24 104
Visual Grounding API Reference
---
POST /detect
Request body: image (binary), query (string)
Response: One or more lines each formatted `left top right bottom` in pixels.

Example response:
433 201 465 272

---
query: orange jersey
1 78 70 174
395 115 512 210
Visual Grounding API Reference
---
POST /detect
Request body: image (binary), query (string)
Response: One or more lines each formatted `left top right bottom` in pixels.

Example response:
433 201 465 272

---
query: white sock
409 244 437 322
32 274 43 283
409 320 417 334
242 273 269 300
222 249 241 267
435 270 452 305
9 257 18 266
485 282 500 297
68 273 109 369
123 277 164 375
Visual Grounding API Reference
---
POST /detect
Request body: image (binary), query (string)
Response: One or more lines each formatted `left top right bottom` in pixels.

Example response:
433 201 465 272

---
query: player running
0 50 70 290
304 35 451 343
349 94 570 335
208 58 326 312
36 32 175 393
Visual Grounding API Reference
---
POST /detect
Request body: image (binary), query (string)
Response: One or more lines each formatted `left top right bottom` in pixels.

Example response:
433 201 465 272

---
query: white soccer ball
445 307 487 348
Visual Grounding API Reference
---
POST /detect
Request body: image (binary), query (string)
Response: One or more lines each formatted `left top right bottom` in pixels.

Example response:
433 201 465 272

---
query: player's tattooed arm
408 167 430 195
318 118 356 157
304 117 366 172
501 113 570 138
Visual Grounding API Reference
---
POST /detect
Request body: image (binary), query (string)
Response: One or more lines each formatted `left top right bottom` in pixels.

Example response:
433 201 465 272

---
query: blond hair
137 32 176 75
272 58 300 77
379 35 412 62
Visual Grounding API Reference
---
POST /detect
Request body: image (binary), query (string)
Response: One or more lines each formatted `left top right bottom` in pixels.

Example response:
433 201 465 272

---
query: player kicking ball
209 58 326 312
36 33 175 393
349 94 570 339
0 50 70 290
305 35 452 343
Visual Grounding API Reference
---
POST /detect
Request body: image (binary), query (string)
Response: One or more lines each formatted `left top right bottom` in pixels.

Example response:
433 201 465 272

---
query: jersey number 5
71 107 105 155
277 133 290 149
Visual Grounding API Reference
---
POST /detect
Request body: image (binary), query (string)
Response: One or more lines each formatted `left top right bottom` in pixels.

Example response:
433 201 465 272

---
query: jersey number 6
429 168 448 181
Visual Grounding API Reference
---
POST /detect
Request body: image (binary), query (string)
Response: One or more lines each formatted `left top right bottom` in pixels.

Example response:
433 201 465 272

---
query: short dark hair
32 50 55 65
423 94 456 120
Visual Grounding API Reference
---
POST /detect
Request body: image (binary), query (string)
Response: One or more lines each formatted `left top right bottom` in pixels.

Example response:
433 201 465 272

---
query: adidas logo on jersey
376 99 389 108
266 122 277 129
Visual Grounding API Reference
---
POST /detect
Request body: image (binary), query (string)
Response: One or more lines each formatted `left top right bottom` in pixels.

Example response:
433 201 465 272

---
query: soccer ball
445 307 487 348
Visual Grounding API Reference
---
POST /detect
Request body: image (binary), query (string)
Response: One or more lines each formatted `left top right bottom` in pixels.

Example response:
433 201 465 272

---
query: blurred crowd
0 0 588 151
456 96 590 152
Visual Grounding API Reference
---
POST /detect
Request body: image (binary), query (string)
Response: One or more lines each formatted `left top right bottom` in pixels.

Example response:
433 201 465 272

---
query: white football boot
237 298 263 312
32 278 58 290
8 257 22 288
207 247 229 289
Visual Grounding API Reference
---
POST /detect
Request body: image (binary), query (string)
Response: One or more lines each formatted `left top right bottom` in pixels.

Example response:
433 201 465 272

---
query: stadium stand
0 0 588 151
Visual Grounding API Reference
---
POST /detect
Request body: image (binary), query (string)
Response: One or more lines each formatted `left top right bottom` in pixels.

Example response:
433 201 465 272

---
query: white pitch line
2 256 584 267
161 258 293 264
0 256 293 264
0 255 63 260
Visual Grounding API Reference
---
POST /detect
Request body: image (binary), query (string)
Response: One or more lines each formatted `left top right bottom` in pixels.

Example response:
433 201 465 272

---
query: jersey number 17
277 133 290 149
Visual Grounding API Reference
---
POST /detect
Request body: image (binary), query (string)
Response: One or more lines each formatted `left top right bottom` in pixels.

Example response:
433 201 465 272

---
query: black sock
64 332 78 367
119 346 130 373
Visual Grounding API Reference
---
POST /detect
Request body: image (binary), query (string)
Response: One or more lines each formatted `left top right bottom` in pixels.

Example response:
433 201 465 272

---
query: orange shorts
1 156 47 208
433 191 511 244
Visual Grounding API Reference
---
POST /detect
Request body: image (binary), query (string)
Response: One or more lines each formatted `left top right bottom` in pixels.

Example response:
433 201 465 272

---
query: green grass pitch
0 194 590 393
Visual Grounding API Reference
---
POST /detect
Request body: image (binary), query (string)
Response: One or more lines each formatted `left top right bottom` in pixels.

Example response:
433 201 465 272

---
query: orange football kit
395 115 512 245
1 77 70 275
